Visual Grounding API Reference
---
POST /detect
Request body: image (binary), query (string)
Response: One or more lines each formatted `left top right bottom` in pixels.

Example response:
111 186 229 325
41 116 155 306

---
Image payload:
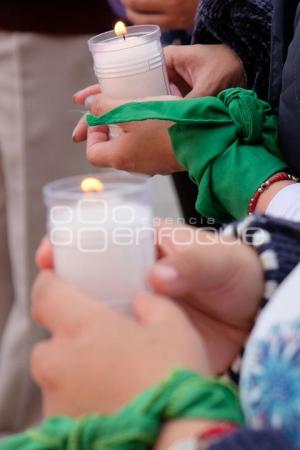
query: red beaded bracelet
170 423 238 450
248 172 298 215
199 422 238 440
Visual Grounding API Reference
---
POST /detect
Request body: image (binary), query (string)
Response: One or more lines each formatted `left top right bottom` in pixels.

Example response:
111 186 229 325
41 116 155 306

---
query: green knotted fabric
0 370 243 450
87 88 288 223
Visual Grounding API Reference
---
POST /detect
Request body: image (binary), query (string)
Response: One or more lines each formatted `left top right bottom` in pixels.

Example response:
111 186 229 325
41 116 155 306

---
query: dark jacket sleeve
278 4 300 177
207 429 297 450
192 0 273 100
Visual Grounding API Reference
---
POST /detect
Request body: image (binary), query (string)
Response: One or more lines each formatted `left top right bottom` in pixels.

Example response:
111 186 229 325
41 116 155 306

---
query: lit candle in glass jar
43 171 155 315
88 22 170 99
88 22 170 138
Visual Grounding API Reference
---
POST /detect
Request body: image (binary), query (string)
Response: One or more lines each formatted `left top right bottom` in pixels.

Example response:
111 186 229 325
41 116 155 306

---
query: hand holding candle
87 22 171 139
72 22 186 172
43 171 155 315
73 90 184 175
31 272 211 417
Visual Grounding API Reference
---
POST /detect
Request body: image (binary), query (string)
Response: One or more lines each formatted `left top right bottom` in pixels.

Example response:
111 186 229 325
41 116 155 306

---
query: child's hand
35 237 53 270
149 223 264 374
72 88 184 175
35 223 263 376
31 272 211 417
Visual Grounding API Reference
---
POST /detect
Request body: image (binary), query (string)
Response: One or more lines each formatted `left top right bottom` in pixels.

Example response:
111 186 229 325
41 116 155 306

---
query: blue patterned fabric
192 0 273 100
241 320 300 447
223 215 300 385
208 428 297 450
171 429 296 450
223 215 300 307
161 30 191 47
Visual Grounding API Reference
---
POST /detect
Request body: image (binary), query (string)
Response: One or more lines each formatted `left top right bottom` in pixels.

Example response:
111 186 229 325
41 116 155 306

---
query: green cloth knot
86 88 288 223
0 370 244 450
218 89 263 144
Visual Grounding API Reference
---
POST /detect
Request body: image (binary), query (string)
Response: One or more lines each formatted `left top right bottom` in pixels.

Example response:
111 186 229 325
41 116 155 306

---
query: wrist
155 419 215 450
172 89 288 223
160 421 238 450
256 180 296 213
252 173 298 214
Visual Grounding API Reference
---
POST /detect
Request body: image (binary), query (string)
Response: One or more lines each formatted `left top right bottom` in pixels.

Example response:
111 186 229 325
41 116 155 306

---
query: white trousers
0 31 180 434
0 31 96 433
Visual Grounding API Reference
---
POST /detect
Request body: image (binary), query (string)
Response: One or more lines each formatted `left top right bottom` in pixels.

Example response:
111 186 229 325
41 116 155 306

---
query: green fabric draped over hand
87 88 288 223
0 370 243 450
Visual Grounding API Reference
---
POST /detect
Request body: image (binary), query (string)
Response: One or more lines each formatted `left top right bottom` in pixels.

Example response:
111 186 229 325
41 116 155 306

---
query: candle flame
80 177 104 193
114 21 127 38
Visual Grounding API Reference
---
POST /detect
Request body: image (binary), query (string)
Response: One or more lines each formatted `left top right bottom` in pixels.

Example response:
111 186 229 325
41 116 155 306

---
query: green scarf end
86 88 285 222
0 369 243 450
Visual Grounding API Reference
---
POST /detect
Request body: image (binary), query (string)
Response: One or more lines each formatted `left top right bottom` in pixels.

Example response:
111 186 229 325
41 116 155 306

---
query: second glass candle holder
43 170 155 315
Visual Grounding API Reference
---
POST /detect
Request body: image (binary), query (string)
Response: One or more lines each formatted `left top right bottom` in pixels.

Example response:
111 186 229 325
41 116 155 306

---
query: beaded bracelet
248 172 298 214
200 423 238 440
171 423 238 450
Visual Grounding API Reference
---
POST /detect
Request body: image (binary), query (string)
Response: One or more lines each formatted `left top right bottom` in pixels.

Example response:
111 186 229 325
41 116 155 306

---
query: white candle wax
45 173 155 315
51 202 154 314
89 25 170 99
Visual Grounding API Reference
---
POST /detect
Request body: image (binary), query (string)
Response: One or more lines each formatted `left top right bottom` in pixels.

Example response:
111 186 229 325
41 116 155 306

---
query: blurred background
0 0 183 434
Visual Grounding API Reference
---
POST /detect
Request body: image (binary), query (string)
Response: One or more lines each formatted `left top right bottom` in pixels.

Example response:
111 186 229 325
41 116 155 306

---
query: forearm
264 183 300 220
170 90 288 223
256 181 297 215
87 88 288 223
193 0 273 99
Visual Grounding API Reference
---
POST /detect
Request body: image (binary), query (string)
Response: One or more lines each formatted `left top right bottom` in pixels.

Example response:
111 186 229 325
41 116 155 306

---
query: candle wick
123 34 126 41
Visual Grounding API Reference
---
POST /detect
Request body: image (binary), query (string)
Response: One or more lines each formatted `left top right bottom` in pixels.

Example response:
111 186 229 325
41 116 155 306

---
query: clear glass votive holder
88 24 170 138
43 170 155 315
88 24 170 98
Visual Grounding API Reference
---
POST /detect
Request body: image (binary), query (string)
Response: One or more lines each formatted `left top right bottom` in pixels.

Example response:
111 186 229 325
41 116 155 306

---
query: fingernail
153 264 179 283
73 89 84 101
72 124 80 142
152 263 188 294
84 95 95 111
72 129 78 142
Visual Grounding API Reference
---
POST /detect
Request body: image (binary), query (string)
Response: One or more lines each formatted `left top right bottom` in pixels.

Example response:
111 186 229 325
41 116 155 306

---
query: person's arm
277 5 300 177
207 429 297 450
156 427 297 450
87 88 288 223
262 183 300 221
193 0 273 100
256 180 296 214
155 420 220 450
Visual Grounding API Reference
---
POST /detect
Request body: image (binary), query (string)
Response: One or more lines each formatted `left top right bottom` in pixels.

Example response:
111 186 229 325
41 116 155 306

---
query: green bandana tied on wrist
87 88 288 223
0 370 243 450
